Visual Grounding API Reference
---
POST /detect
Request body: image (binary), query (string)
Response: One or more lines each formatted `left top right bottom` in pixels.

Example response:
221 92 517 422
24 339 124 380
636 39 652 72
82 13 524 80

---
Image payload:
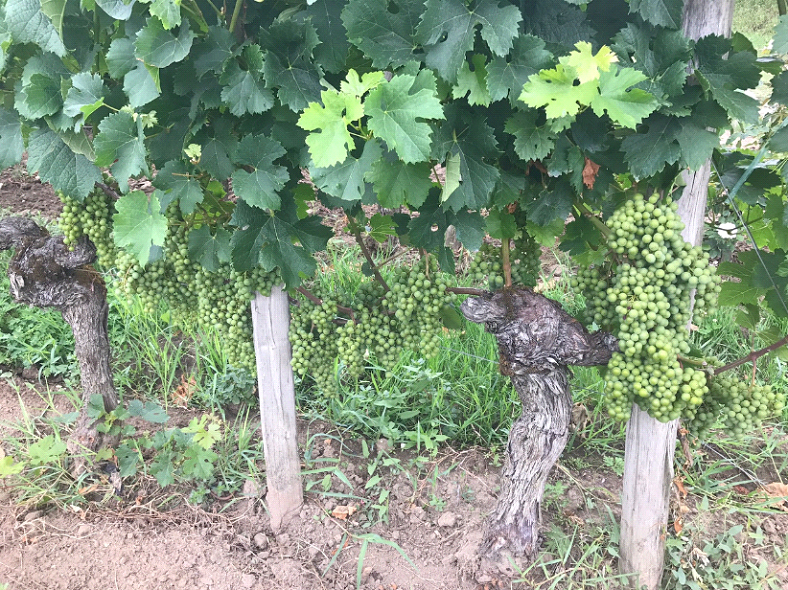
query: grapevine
574 193 721 422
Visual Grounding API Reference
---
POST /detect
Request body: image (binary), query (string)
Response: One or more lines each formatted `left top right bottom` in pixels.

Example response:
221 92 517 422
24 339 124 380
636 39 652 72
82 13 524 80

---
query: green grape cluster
114 209 278 373
58 190 116 268
289 258 457 396
468 244 505 290
574 193 721 423
510 232 541 288
686 368 786 438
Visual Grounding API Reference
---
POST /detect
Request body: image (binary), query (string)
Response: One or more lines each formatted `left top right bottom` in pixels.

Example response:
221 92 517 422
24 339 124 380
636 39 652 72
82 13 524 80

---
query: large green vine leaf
231 135 289 211
94 111 149 193
113 190 169 265
0 109 24 169
5 0 66 56
27 128 101 200
135 18 195 68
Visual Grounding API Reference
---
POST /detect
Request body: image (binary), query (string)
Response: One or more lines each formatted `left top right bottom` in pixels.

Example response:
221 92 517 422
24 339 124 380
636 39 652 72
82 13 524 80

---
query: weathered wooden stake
619 2 733 587
251 285 303 532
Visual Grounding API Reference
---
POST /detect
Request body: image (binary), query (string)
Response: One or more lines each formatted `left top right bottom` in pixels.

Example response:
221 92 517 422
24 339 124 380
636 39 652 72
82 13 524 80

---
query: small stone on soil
437 511 458 527
241 573 256 588
253 532 269 549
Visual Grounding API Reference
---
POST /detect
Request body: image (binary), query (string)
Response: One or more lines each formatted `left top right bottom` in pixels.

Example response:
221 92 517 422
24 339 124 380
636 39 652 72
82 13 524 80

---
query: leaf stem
713 334 788 375
574 201 612 239
446 286 488 296
228 0 244 34
502 239 512 288
349 222 390 292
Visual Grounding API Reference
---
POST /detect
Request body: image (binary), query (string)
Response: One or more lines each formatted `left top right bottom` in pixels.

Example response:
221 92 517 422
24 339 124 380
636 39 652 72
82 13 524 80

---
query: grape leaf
629 0 682 29
718 280 764 307
408 193 449 251
106 38 136 78
135 18 195 68
365 71 444 163
590 67 658 128
231 134 289 210
63 73 106 128
125 63 161 107
261 20 323 112
675 121 719 170
193 26 235 76
195 119 237 181
485 208 517 240
96 0 135 20
148 0 180 30
521 0 594 47
230 198 332 287
434 107 500 211
5 0 66 56
188 225 231 271
775 15 788 55
127 399 170 423
311 139 382 204
450 209 485 251
526 178 574 226
94 111 148 193
366 149 433 208
519 64 597 120
771 70 788 105
40 0 66 36
487 34 553 103
453 54 492 106
299 90 363 168
16 73 62 120
113 190 168 264
366 213 397 242
27 128 101 199
565 42 617 84
220 45 273 116
0 108 23 169
304 0 349 73
340 70 386 97
153 160 204 214
417 0 522 83
341 0 422 68
620 114 682 179
505 110 556 161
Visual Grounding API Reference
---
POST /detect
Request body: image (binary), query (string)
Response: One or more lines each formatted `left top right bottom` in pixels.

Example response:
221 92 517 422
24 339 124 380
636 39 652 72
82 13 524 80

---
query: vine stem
713 334 788 375
502 239 513 288
574 201 612 239
228 0 244 34
295 286 355 321
349 222 390 292
447 286 487 296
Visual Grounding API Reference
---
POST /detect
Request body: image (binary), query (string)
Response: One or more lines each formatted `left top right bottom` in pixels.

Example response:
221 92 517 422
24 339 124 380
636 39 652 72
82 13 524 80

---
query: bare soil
1 168 788 590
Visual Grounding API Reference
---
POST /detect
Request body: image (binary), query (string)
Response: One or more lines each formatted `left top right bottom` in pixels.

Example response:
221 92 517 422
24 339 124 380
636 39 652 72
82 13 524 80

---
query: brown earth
0 167 787 590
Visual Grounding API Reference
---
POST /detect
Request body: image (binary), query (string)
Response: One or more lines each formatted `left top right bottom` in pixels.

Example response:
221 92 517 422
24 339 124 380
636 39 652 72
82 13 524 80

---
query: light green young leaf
135 18 194 68
340 69 386 97
94 111 148 193
299 90 363 168
113 190 168 265
231 134 289 210
365 72 444 163
519 65 597 120
564 42 617 83
27 128 102 200
5 0 66 56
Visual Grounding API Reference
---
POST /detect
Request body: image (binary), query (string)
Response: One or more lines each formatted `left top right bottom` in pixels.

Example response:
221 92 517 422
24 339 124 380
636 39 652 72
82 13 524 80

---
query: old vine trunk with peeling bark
461 288 617 557
0 216 117 472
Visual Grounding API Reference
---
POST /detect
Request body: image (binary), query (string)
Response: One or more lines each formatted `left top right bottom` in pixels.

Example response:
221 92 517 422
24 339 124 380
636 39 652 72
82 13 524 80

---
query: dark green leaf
220 44 273 116
261 20 323 112
63 73 106 129
152 160 204 214
718 280 764 307
27 128 101 200
341 0 422 69
769 124 788 153
629 0 682 29
621 114 681 179
449 209 485 250
94 111 148 193
408 192 448 251
675 121 719 170
193 26 235 76
127 399 170 423
125 63 161 107
526 178 574 226
5 0 66 56
106 38 136 78
135 18 195 68
96 0 135 20
0 109 24 169
521 0 594 48
40 0 66 36
304 0 349 73
366 213 397 242
17 73 63 120
231 134 289 210
195 118 237 181
505 110 556 161
366 149 433 208
485 208 517 240
417 0 522 83
311 139 382 204
365 71 444 163
188 225 231 271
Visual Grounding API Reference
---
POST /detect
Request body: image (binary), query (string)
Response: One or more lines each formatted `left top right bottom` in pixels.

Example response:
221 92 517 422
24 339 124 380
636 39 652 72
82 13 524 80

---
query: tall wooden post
619 3 734 588
251 285 303 532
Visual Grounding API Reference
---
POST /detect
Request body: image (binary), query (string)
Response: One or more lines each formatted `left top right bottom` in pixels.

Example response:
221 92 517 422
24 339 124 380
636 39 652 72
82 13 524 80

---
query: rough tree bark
0 216 118 473
619 3 733 588
461 288 618 557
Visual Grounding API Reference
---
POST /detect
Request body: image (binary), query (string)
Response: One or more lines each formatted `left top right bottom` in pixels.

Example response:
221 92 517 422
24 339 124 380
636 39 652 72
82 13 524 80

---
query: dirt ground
1 166 787 590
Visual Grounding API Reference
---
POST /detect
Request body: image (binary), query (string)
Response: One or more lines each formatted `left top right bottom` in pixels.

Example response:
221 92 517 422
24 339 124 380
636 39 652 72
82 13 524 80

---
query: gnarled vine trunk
0 216 117 473
461 288 617 558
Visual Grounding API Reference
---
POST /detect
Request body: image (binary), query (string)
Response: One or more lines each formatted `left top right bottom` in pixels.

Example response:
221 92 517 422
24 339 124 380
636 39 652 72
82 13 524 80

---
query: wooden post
251 285 303 532
619 3 733 587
